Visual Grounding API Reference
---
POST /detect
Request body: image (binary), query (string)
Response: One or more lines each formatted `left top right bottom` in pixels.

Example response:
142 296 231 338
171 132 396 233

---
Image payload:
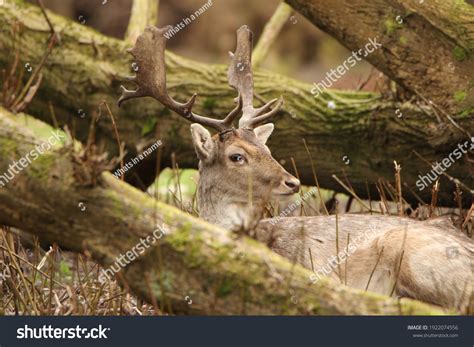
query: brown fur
197 128 299 230
255 216 473 309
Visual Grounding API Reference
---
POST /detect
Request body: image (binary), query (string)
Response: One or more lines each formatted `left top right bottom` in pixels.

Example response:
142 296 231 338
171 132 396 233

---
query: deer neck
197 165 263 230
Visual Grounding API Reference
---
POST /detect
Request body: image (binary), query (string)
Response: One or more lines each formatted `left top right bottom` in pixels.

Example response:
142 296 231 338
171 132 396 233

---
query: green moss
18 115 66 147
456 107 474 118
203 97 217 110
453 90 467 102
168 222 206 268
452 46 467 61
103 189 129 218
399 36 408 45
217 276 234 297
167 223 191 250
160 270 175 292
148 269 175 296
398 298 452 315
384 18 403 35
0 137 18 157
28 153 56 182
141 116 158 136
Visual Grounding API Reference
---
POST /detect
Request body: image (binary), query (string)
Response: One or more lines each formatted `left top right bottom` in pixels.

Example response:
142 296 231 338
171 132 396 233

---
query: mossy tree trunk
285 0 474 114
0 1 472 207
0 107 444 315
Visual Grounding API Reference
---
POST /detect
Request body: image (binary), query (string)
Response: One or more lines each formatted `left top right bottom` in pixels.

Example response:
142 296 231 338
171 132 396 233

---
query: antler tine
220 93 243 127
247 96 284 128
227 25 283 129
118 85 144 107
118 26 237 132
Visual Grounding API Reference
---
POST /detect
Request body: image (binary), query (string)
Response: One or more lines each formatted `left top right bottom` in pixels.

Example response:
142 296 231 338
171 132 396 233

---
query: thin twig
394 161 404 216
308 248 315 273
303 139 329 215
99 101 124 180
413 88 472 139
332 174 373 212
0 244 67 289
344 233 350 285
413 150 474 194
11 0 58 112
335 202 342 284
365 247 384 291
389 227 408 297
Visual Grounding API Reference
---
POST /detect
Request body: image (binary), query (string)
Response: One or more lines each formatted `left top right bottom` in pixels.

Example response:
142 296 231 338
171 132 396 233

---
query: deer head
119 25 300 230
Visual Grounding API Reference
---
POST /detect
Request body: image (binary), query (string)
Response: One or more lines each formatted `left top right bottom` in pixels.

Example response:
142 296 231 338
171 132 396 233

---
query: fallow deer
119 25 473 310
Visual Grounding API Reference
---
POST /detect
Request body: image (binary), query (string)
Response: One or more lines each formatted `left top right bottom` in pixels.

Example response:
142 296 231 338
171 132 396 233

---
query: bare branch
125 0 159 44
252 2 293 68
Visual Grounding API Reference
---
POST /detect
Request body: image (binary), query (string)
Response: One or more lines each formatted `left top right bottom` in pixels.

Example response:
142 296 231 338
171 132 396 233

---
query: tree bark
285 0 474 114
0 1 472 207
0 107 445 315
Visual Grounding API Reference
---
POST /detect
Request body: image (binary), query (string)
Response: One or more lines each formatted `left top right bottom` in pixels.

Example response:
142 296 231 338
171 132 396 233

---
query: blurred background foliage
30 0 378 91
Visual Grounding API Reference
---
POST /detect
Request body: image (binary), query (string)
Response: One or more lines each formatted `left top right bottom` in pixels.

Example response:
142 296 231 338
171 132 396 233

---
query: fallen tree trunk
0 107 443 315
285 0 474 114
0 1 472 207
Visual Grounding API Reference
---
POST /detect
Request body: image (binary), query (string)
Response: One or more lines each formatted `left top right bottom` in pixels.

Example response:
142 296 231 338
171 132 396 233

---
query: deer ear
190 124 215 161
254 123 274 145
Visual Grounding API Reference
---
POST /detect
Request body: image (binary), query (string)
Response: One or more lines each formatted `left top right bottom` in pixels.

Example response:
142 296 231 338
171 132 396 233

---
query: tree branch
252 2 293 68
125 0 159 44
285 0 474 114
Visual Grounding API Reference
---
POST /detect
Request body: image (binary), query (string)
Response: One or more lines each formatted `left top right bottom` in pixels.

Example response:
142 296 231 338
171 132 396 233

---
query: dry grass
0 228 158 315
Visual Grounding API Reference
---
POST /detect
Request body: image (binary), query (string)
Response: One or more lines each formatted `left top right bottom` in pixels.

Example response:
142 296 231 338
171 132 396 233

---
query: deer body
256 215 473 308
120 25 473 309
192 129 473 308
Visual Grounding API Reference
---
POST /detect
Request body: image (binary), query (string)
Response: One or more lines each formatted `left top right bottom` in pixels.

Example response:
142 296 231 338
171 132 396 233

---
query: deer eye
229 153 245 163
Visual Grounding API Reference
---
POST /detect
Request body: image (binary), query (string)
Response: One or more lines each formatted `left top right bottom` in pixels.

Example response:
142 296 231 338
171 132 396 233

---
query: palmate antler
118 25 282 131
227 25 283 129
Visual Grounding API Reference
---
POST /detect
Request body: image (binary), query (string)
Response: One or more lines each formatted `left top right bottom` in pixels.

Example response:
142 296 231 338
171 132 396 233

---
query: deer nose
284 178 300 193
